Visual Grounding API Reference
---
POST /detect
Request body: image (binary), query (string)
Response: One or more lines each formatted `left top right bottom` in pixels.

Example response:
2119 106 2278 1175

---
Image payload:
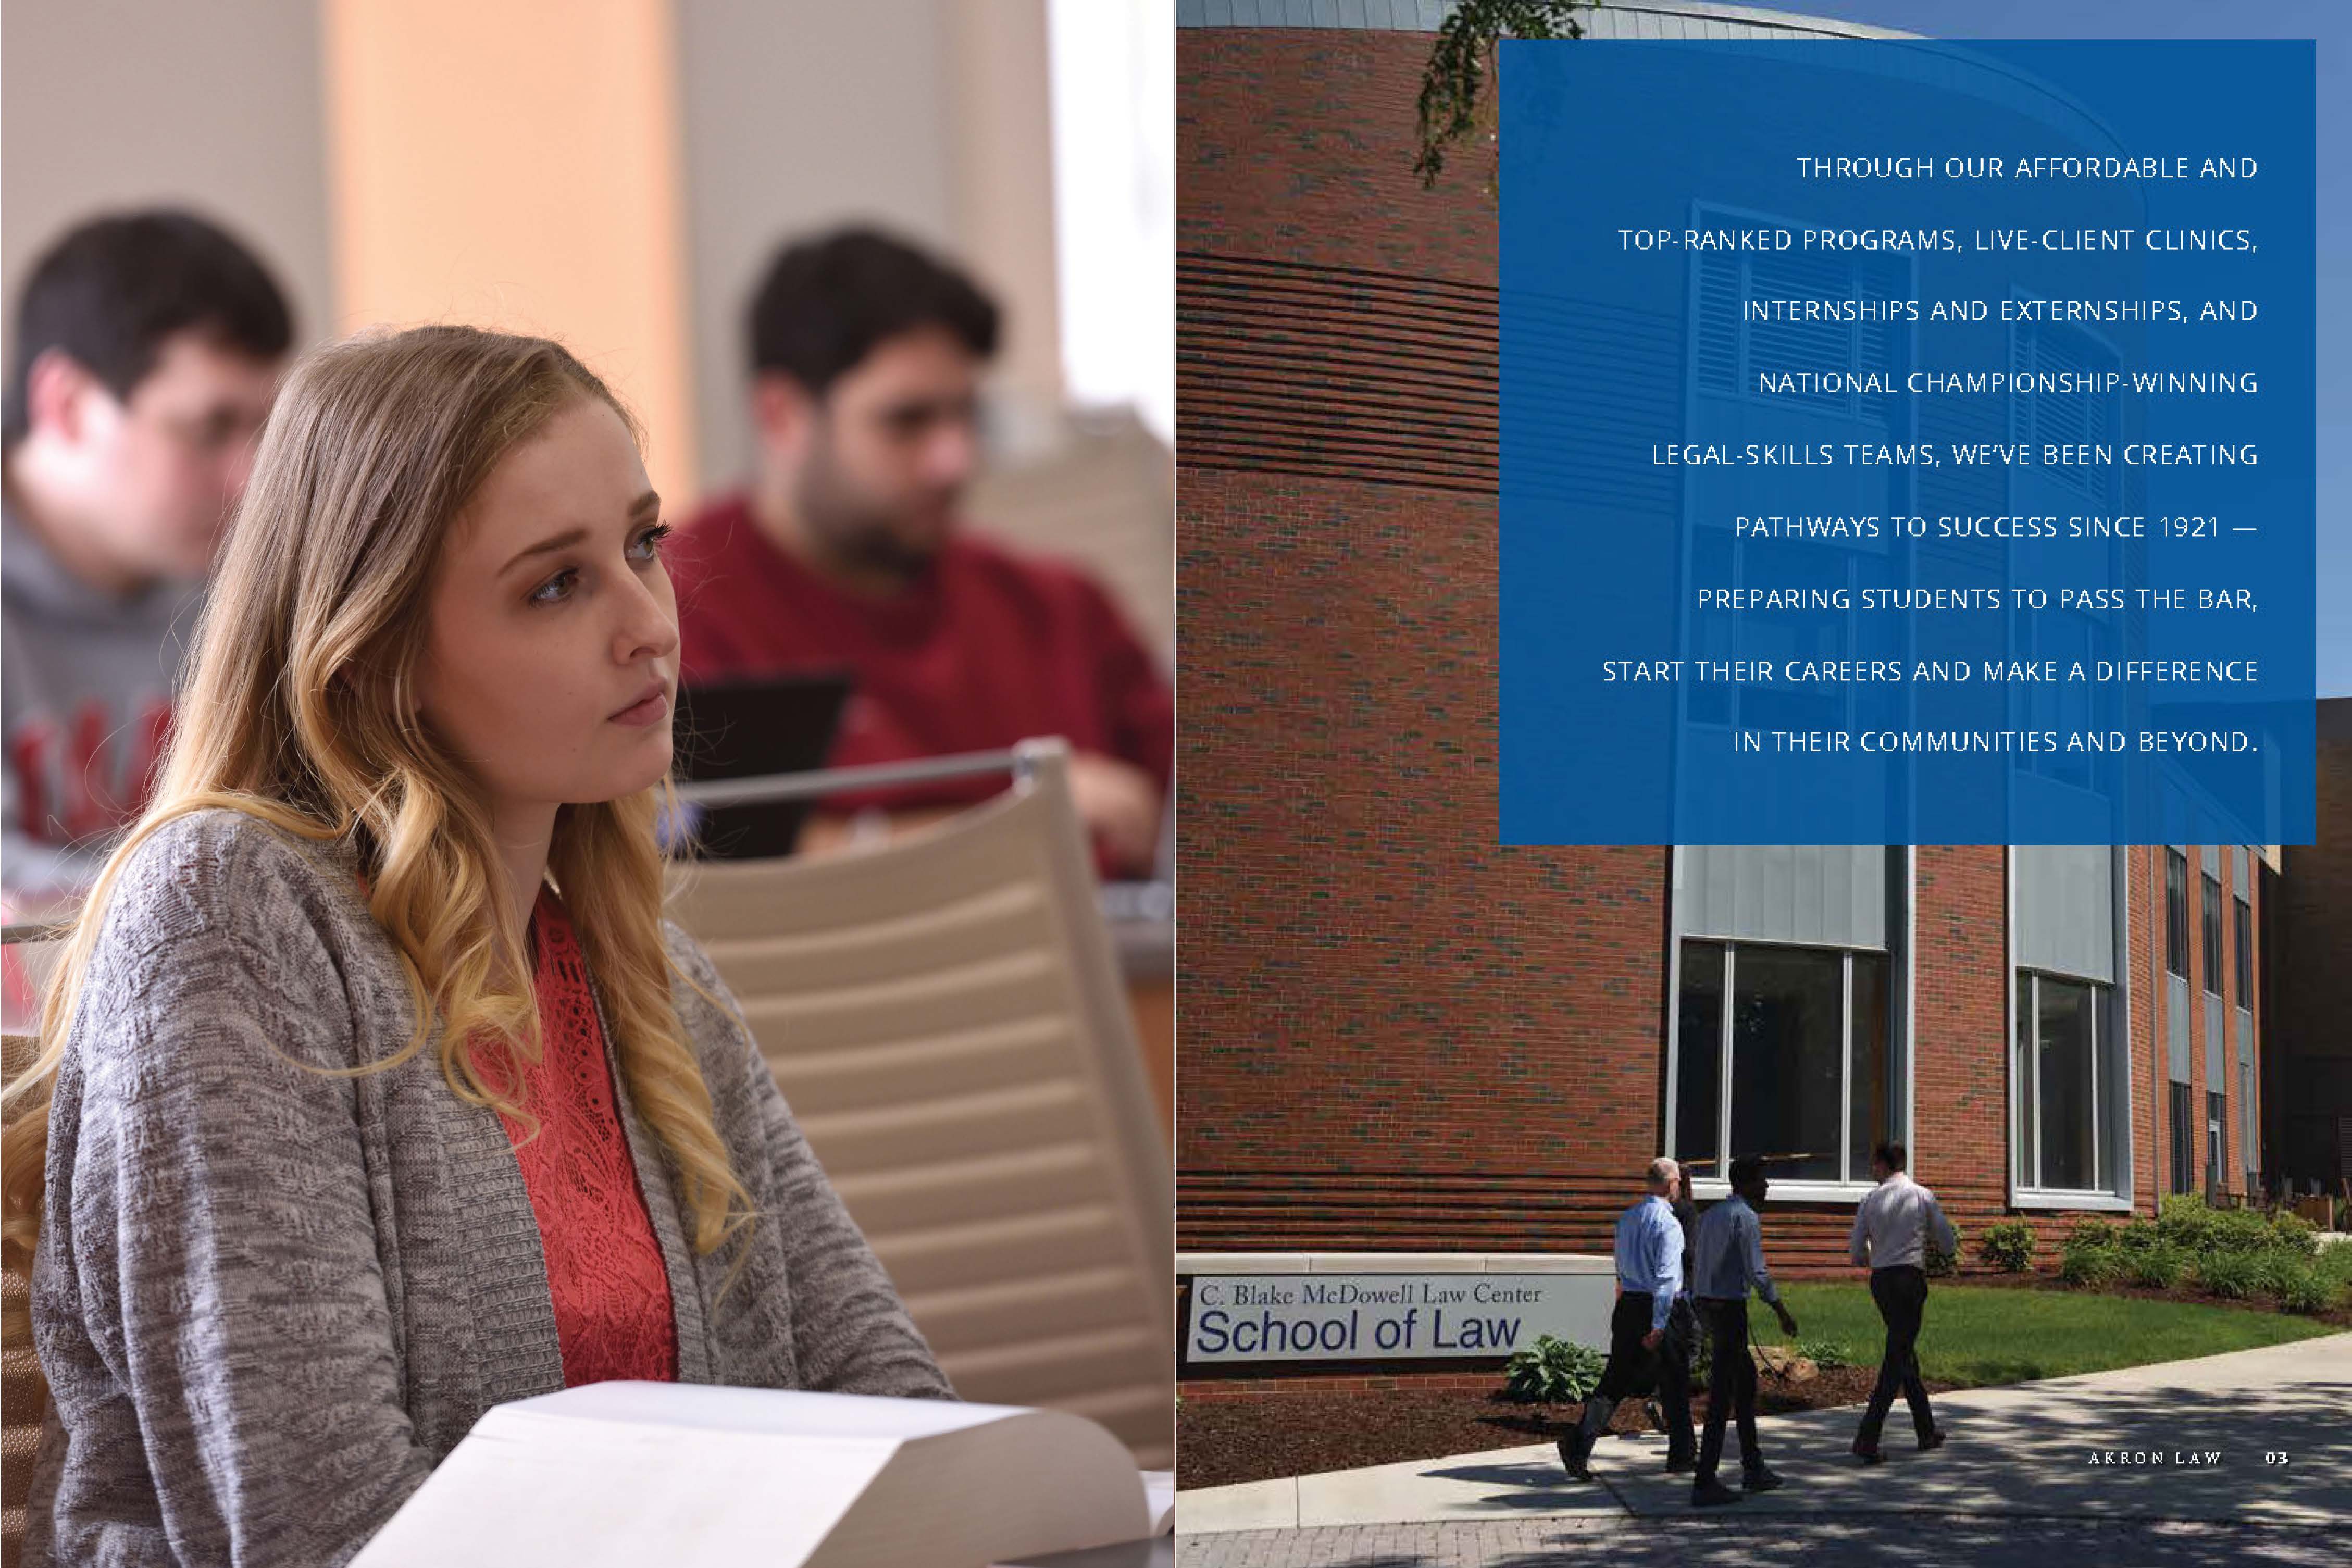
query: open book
351 1382 1174 1567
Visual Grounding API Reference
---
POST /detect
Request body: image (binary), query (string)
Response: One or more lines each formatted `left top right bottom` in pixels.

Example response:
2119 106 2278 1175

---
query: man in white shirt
1847 1140 1955 1462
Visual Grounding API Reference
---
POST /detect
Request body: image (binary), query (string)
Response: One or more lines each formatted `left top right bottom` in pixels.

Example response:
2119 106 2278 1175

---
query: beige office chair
661 738 1175 1468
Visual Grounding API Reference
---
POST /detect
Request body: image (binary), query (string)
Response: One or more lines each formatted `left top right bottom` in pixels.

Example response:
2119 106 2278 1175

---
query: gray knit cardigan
22 807 952 1567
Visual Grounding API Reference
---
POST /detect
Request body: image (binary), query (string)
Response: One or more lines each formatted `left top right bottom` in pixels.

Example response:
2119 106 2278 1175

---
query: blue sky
1766 1 2349 696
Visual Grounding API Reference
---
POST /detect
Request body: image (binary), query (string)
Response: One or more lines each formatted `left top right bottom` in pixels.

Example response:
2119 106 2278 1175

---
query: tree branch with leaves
1414 0 1595 195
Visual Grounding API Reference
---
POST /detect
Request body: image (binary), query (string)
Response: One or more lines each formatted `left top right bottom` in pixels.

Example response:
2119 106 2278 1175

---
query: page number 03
2263 1452 2291 1466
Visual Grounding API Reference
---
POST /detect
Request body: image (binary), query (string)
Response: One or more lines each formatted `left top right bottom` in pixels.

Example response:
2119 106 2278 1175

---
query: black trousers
1695 1297 1761 1482
1577 1291 1695 1461
1856 1263 1935 1447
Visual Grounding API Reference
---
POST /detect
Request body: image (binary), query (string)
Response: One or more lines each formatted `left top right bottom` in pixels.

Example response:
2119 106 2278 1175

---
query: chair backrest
661 740 1174 1468
3 1028 51 1568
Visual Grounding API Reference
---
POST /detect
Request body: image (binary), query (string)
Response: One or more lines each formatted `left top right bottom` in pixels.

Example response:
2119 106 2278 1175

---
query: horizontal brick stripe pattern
1179 253 1496 492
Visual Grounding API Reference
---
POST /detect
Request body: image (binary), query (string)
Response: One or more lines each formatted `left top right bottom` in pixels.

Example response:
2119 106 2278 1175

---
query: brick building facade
1175 4 2274 1295
2268 698 2352 1189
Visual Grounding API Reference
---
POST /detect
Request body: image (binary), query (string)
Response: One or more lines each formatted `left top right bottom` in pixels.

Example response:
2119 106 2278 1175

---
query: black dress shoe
1918 1429 1947 1452
1742 1466 1783 1493
1665 1452 1696 1474
1558 1432 1595 1481
1851 1439 1884 1465
1691 1478 1745 1507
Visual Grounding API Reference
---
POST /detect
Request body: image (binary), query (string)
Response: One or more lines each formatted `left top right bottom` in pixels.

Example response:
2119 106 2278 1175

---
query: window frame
2169 1080 2196 1194
2014 969 2112 1197
1665 848 1912 1206
2200 872 2224 999
1677 937 1889 1193
2007 845 2134 1212
2233 893 2253 1011
2164 849 2189 979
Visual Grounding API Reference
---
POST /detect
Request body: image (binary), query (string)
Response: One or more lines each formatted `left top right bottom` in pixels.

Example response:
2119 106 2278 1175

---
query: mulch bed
1178 1363 1951 1490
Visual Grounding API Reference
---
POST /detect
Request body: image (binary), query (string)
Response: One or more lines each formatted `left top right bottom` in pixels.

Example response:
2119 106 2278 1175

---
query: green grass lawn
1750 1283 2340 1387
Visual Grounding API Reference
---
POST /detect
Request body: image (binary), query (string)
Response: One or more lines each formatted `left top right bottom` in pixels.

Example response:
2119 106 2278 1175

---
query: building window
2234 893 2253 1011
2014 972 2110 1193
2206 1091 2226 1198
2241 1056 2257 1186
2169 1081 2195 1194
1675 939 1890 1186
2164 850 2189 978
2201 873 2224 997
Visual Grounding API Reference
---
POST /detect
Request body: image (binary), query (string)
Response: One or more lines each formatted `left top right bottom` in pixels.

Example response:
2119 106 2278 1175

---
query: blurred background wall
1 0 337 378
2 0 1173 661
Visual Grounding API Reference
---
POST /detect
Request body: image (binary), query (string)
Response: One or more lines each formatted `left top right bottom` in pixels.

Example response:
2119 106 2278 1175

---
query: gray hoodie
1 492 207 899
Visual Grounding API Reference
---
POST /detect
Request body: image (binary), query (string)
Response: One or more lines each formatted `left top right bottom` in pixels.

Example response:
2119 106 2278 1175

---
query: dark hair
747 226 998 397
1874 1140 1907 1171
1728 1154 1766 1189
4 209 293 446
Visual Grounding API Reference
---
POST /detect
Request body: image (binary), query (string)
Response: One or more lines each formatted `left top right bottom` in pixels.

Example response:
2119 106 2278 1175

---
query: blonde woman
0 325 952 1567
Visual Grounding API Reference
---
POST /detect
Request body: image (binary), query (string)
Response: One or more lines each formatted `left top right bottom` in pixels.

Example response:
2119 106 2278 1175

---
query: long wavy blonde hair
0 325 752 1336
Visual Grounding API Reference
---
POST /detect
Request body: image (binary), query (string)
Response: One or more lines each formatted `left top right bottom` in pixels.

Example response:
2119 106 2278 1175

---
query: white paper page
1140 1471 1174 1536
500 1379 1029 1440
353 1408 900 1568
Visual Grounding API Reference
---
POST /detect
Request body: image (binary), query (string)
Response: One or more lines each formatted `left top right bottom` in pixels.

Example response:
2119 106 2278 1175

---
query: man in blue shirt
1558 1158 1694 1480
1689 1154 1801 1505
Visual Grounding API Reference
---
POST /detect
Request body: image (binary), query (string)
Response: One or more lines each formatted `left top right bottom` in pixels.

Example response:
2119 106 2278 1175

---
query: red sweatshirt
667 493 1172 818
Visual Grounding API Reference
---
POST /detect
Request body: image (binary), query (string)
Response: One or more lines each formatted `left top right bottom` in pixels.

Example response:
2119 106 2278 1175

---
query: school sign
1180 1254 1614 1364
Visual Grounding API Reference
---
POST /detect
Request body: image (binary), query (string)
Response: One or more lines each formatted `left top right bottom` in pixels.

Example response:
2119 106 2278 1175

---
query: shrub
2126 1243 2187 1289
2058 1237 2120 1287
2249 1250 2311 1298
2194 1251 2258 1300
2267 1210 2320 1259
1977 1221 2035 1273
2271 1264 2341 1316
2316 1241 2352 1288
1501 1334 1607 1404
2066 1217 2117 1250
2158 1192 2216 1252
2115 1218 2160 1254
2206 1208 2275 1255
1925 1222 1961 1278
1794 1338 1852 1370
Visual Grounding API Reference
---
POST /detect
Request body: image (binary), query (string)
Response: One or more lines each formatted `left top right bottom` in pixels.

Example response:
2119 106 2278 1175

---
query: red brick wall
1176 28 2266 1288
2271 710 2346 1182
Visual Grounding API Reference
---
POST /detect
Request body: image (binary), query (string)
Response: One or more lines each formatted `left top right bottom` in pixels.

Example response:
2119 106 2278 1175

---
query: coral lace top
360 872 679 1385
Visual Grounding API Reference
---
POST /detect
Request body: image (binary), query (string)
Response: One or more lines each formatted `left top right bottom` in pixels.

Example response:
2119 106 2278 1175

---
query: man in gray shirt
1690 1154 1799 1505
1 211 288 915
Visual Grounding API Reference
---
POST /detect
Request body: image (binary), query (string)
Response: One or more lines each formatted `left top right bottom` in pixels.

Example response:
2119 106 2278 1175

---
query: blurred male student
2 210 290 903
666 227 1171 876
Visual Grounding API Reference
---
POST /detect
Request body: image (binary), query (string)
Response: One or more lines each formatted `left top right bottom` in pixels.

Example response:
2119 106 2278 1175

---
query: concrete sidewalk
1177 1331 2352 1536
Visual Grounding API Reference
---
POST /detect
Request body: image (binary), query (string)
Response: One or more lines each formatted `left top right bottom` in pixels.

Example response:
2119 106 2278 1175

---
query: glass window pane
2201 876 2224 995
1675 940 1724 1180
2036 976 2096 1190
2234 897 2253 1009
2015 973 2036 1189
1848 952 1889 1184
2169 1081 2193 1193
1729 944 1843 1182
2165 851 2188 976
